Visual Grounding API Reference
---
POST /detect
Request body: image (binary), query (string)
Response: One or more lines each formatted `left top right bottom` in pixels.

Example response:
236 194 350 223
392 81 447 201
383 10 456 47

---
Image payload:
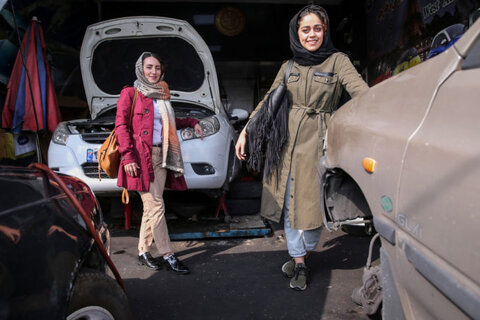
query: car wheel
226 179 262 199
67 272 131 320
225 198 261 215
220 143 236 195
169 201 214 218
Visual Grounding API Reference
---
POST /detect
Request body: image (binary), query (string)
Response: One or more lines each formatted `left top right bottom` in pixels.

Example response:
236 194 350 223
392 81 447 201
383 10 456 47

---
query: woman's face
297 13 325 52
142 56 162 84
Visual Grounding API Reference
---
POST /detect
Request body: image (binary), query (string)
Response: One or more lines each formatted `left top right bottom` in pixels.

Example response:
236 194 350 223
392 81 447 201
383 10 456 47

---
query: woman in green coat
235 5 368 291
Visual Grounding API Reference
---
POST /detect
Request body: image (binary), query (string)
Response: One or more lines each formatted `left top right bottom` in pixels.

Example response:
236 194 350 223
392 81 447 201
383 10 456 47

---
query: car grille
82 163 111 179
81 132 110 144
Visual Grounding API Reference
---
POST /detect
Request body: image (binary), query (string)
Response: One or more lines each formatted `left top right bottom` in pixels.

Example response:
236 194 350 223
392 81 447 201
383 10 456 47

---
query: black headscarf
289 5 338 66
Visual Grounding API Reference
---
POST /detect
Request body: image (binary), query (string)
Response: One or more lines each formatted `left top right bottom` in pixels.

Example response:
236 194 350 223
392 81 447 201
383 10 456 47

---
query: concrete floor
107 213 379 320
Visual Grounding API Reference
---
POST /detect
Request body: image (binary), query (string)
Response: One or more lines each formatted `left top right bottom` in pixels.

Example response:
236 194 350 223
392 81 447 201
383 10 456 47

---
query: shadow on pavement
109 226 378 320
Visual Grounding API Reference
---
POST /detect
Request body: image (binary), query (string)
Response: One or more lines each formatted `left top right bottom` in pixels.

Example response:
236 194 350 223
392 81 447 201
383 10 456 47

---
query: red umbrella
2 17 61 134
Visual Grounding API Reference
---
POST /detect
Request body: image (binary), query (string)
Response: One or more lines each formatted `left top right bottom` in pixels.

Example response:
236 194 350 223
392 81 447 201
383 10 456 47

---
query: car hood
80 16 221 119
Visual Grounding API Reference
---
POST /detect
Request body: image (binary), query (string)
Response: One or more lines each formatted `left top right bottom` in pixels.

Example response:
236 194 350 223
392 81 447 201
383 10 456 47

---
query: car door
394 30 480 319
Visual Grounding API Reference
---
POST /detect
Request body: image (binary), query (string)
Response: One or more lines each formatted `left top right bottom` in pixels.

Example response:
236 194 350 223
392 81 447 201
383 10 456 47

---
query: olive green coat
252 52 368 230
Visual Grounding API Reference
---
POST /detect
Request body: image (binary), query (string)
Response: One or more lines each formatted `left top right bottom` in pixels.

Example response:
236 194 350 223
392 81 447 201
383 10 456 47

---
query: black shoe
138 252 161 270
164 254 190 274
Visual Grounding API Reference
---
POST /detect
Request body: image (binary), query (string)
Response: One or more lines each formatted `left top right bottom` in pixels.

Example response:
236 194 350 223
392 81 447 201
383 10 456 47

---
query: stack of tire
225 177 262 215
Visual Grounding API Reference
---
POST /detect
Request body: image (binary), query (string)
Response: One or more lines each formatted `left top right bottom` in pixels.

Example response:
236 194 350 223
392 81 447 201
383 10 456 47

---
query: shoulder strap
128 88 138 129
283 60 294 84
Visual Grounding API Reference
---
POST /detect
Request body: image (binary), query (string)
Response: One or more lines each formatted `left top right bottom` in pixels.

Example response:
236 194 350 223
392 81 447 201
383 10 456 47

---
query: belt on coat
291 105 331 155
152 143 162 148
291 105 331 115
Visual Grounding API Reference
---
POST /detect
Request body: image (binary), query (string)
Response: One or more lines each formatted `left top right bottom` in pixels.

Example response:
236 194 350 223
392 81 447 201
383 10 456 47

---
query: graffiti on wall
419 0 457 24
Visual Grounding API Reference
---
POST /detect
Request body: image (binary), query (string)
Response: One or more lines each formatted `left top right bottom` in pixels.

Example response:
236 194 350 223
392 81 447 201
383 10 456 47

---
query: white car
48 16 248 196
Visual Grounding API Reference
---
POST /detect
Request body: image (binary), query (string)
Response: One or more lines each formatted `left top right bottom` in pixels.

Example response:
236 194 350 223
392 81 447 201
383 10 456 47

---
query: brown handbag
97 89 138 180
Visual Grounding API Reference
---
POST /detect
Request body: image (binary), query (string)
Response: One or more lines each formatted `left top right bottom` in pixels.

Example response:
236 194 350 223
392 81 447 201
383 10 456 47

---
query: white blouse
152 99 163 145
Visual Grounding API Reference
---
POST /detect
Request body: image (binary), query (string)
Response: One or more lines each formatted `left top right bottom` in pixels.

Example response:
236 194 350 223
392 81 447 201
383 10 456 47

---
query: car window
51 196 88 230
0 177 45 212
462 37 480 70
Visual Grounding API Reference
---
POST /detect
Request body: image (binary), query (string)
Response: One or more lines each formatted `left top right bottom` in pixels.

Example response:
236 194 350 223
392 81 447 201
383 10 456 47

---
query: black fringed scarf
246 60 293 182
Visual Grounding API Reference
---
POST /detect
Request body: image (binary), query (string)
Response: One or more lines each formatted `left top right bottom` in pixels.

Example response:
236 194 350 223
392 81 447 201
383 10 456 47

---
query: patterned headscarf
131 52 182 175
133 52 170 100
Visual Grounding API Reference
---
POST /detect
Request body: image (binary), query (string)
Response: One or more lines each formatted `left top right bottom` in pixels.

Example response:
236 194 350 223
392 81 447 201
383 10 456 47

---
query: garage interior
2 0 477 120
0 0 478 231
0 0 367 121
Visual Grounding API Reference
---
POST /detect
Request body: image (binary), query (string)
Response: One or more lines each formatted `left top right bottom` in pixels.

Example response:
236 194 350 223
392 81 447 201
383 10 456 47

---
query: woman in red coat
115 52 203 273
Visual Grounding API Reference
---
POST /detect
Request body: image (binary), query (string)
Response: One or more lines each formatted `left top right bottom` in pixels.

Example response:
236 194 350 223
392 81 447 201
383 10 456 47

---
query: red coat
115 87 198 192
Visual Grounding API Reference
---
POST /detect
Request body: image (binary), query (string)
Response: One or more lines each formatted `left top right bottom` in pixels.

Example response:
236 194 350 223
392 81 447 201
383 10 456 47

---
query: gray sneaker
281 258 295 278
289 263 308 291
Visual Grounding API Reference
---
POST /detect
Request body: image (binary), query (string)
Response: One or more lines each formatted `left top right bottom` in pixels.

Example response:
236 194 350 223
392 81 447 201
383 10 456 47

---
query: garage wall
1 0 367 117
98 1 367 112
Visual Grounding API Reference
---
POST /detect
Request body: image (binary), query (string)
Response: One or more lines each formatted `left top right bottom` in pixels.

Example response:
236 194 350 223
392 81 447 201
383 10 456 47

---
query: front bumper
48 130 235 194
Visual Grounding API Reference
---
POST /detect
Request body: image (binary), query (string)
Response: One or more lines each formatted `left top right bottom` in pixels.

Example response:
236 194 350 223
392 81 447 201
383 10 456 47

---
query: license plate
86 149 98 163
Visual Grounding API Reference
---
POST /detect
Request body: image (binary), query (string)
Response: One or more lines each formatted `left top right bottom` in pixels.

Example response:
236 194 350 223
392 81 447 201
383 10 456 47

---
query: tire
225 198 261 215
217 143 236 196
169 201 214 218
226 180 262 199
67 272 132 320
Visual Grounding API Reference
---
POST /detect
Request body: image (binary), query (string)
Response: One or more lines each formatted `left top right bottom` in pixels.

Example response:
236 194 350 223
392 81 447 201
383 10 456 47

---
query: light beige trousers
137 147 173 255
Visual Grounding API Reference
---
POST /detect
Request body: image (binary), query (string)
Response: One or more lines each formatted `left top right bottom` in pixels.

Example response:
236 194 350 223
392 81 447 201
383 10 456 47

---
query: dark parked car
0 164 131 320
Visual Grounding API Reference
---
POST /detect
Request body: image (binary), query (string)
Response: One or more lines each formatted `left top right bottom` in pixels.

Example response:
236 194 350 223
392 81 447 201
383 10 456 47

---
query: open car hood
80 16 221 119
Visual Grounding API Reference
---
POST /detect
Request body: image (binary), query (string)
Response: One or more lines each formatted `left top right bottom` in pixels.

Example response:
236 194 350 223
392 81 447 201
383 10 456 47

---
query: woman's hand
124 162 140 177
194 123 204 140
235 128 248 160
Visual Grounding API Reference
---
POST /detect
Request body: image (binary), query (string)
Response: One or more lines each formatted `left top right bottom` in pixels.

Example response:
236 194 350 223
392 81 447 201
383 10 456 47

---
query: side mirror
229 108 249 122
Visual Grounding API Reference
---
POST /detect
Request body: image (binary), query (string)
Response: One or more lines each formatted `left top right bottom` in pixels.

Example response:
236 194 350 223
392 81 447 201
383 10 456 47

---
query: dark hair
141 52 165 75
296 5 328 30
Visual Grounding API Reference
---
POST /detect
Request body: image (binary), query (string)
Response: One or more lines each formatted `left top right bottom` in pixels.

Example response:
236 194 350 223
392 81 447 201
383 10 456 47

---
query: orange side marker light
362 157 376 173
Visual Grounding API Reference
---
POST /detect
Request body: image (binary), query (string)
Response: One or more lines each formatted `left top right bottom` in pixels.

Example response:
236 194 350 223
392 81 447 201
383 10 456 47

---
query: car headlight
180 116 220 141
51 122 71 145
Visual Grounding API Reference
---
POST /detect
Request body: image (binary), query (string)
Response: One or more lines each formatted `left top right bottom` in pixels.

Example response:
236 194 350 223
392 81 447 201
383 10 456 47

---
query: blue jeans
283 172 321 258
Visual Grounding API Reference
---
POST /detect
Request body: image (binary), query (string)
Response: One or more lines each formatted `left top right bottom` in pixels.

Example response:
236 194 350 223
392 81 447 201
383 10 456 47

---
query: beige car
318 19 480 319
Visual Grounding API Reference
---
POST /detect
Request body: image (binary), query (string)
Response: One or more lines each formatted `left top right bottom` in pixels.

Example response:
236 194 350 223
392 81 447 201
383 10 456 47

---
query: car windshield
91 37 205 95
